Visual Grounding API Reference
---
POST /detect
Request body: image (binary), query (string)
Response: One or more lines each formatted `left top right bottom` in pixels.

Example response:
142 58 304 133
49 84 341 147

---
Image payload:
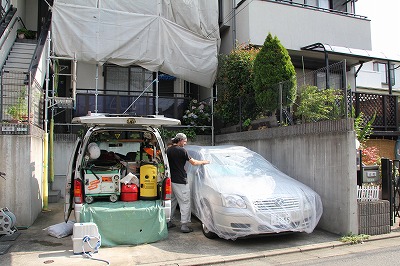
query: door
64 138 82 222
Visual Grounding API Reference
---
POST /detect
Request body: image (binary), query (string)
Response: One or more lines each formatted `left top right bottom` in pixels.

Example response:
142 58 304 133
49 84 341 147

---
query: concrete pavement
1 201 400 266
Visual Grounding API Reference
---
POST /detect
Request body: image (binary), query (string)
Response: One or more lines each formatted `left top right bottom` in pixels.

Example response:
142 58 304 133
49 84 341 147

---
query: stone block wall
358 200 391 235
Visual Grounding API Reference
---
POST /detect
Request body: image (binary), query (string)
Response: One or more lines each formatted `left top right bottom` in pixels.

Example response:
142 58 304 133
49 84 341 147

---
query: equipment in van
65 114 180 224
139 163 158 200
84 168 121 203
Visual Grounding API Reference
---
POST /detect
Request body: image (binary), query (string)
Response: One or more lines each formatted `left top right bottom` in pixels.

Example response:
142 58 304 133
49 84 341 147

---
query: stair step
48 190 61 203
12 43 36 48
8 53 34 60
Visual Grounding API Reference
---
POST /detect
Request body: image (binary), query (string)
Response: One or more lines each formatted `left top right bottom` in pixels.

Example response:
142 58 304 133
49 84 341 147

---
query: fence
277 60 348 125
357 185 380 201
0 70 44 134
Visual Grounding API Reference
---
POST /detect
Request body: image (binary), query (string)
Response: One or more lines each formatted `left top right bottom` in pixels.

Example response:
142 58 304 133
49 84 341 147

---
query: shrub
253 33 296 114
216 43 260 127
182 99 211 134
295 85 343 123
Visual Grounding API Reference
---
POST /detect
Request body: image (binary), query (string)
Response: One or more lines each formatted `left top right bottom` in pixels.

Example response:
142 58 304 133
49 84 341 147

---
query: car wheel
201 201 218 239
85 196 94 204
110 194 118 202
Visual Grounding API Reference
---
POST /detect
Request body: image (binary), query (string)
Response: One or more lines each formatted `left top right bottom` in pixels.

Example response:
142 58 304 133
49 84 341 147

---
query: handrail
260 0 368 20
28 12 52 76
0 9 17 50
0 4 13 31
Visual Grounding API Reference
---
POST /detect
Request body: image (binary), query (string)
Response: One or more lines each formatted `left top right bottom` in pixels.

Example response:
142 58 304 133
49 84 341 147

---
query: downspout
324 48 329 88
387 60 392 95
43 31 51 211
232 0 236 49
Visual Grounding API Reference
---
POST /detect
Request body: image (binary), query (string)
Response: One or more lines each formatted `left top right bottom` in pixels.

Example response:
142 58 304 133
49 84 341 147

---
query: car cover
185 145 323 240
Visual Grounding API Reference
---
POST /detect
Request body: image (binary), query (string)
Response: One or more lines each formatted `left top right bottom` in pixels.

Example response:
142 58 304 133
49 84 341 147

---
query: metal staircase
1 40 36 122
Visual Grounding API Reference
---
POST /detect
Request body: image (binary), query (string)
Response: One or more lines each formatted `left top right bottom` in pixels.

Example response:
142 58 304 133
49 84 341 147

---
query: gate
381 158 400 226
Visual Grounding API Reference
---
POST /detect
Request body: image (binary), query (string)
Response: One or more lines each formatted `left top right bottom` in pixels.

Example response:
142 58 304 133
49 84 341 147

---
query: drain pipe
42 30 51 211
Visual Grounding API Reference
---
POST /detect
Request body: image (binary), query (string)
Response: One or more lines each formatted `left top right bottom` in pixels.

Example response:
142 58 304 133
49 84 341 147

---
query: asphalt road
214 236 400 266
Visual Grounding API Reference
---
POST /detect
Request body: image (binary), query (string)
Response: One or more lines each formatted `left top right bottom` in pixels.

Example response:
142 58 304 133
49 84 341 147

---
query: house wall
229 0 371 51
215 119 359 235
0 126 45 227
356 61 400 94
76 62 105 91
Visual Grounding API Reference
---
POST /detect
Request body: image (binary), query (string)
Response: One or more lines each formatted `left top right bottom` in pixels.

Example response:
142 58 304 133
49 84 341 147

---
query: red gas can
121 184 138 202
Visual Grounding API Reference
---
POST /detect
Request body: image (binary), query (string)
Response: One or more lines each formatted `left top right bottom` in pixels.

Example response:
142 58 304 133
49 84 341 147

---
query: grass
339 233 370 244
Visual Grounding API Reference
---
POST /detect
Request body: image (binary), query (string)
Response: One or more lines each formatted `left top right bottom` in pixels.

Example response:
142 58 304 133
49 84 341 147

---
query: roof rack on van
71 114 181 127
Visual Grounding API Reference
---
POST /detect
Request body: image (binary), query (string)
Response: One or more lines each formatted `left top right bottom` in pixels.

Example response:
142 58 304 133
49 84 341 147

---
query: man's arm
188 158 210 166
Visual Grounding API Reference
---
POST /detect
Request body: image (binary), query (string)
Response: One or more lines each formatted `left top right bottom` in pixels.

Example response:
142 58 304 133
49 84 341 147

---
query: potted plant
17 28 35 39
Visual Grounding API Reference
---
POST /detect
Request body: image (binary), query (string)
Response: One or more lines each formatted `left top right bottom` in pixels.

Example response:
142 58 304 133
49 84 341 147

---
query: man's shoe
167 221 176 228
180 224 193 233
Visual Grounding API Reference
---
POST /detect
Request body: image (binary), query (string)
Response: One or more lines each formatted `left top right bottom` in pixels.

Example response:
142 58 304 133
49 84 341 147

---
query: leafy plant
362 146 380 165
182 99 212 134
340 233 369 244
253 33 296 114
295 85 343 123
6 89 28 121
354 112 376 147
216 43 260 127
17 28 35 39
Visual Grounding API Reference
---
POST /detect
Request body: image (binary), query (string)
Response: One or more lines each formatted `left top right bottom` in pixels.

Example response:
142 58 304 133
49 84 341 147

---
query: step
49 190 61 203
7 53 34 61
12 43 36 49
4 62 31 69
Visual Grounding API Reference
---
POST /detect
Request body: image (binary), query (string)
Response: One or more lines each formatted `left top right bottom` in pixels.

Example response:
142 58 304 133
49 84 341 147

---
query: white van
64 114 181 223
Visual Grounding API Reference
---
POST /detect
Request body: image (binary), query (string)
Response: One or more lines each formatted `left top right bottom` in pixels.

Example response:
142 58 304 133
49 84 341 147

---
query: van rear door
64 138 82 222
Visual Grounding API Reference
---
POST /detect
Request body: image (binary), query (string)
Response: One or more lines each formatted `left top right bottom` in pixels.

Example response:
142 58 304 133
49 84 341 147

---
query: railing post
381 158 393 226
279 82 283 124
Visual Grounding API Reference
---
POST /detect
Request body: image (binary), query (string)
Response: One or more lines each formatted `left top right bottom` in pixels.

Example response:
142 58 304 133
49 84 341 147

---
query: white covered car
185 145 323 240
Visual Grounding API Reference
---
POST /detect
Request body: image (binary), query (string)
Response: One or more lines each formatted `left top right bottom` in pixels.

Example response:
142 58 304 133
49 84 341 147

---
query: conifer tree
253 33 296 114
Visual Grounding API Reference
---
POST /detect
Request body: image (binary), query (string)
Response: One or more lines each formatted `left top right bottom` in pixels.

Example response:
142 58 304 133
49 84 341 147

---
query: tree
216 44 260 127
253 33 296 114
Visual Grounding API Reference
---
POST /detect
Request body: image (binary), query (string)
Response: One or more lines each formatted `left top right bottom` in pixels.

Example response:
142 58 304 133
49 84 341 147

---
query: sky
356 0 400 55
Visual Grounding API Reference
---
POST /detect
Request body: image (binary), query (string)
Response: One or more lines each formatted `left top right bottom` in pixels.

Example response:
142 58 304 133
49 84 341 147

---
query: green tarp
80 201 168 247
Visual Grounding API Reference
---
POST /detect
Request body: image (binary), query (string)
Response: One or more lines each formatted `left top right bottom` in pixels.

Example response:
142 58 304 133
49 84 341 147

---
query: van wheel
110 194 118 202
201 201 218 239
85 196 94 204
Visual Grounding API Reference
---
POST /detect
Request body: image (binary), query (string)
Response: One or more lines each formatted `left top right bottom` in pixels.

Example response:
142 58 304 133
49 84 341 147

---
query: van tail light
74 179 83 204
163 177 171 200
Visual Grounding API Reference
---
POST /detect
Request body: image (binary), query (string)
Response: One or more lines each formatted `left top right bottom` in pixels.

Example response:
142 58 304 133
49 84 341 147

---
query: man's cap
172 132 187 141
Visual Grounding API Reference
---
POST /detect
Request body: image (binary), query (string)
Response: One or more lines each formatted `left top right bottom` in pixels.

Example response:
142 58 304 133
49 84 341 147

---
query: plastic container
139 163 158 200
121 184 138 201
72 222 100 254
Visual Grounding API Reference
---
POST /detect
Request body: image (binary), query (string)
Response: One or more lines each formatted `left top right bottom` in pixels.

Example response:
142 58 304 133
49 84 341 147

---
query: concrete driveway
1 202 398 266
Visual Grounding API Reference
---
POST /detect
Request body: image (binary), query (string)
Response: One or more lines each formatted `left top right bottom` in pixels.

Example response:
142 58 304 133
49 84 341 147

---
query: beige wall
216 119 359 235
0 126 45 227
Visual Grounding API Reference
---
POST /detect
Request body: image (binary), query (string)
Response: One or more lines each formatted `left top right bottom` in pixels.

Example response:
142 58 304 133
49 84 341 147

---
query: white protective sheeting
51 0 219 88
185 145 323 240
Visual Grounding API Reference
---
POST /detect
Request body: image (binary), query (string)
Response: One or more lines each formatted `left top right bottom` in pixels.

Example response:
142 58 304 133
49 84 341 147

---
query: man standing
167 133 210 233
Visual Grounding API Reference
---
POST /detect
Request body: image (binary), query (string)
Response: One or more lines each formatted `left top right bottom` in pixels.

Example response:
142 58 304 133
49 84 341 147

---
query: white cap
172 133 187 142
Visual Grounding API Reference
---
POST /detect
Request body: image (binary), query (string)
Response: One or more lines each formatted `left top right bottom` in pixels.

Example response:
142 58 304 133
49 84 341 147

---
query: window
104 65 154 95
373 62 395 85
316 71 342 90
304 0 330 9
